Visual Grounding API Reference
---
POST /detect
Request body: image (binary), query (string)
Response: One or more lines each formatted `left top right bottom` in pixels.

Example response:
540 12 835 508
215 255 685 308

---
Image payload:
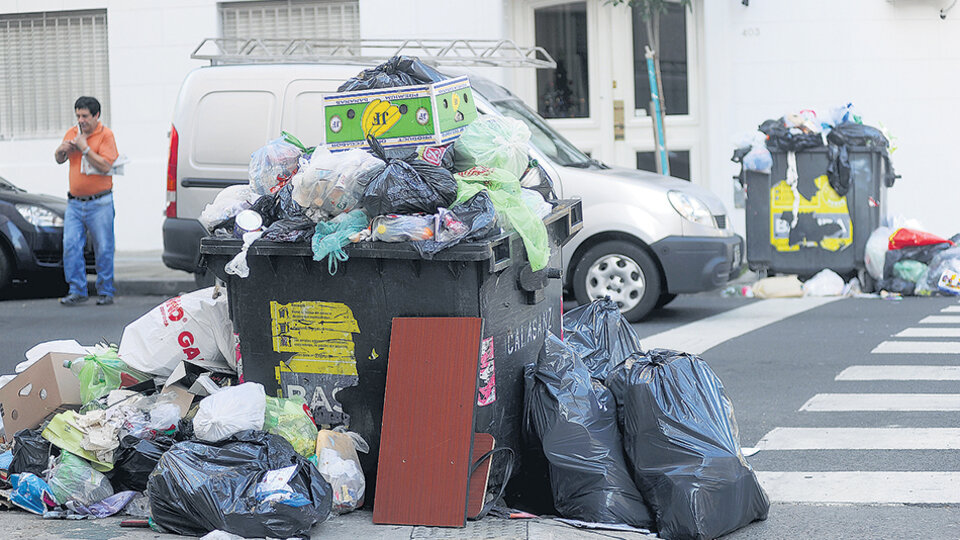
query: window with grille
220 0 359 40
0 9 110 140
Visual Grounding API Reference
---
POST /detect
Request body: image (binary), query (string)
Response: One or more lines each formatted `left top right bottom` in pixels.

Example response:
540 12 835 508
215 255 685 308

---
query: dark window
633 2 688 116
637 150 690 180
535 2 589 118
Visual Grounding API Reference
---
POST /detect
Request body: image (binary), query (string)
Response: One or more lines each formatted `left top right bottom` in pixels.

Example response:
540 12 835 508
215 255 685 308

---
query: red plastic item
888 228 954 250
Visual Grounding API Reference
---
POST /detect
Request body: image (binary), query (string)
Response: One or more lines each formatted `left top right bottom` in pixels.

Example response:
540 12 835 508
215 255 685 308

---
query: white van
163 58 742 322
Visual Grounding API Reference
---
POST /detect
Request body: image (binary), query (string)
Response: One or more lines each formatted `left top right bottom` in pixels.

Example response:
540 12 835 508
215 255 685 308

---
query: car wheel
572 240 662 323
655 293 678 309
0 244 13 292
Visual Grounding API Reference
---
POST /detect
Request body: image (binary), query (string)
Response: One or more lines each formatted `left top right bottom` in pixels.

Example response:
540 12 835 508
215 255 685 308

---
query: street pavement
1 257 959 538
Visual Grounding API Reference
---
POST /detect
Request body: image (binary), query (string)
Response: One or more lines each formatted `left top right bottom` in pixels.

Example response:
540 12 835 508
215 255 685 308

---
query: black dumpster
200 199 582 504
743 147 888 280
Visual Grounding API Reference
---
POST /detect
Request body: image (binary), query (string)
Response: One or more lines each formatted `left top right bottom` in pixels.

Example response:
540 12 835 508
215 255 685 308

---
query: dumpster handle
488 236 514 273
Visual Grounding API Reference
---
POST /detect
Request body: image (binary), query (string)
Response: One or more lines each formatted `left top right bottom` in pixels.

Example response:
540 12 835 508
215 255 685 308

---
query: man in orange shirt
54 96 119 306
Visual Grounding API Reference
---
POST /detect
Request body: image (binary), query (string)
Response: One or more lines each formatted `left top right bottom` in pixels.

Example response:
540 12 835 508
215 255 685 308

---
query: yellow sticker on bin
769 175 852 252
270 300 360 376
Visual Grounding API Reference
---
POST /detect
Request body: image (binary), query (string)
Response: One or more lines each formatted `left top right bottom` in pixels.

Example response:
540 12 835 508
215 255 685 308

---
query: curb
87 278 197 298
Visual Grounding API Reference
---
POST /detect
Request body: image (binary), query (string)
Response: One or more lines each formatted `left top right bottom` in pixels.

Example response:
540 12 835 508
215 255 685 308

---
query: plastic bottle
64 358 85 378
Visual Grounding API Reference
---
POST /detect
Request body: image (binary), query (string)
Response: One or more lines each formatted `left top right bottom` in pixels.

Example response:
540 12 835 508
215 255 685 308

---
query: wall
702 0 960 239
0 0 217 251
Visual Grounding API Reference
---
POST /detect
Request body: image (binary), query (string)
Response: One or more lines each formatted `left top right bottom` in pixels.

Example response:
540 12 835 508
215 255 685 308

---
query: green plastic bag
453 116 532 178
455 167 549 271
77 346 152 405
264 396 319 457
893 259 927 283
47 451 114 506
312 209 370 275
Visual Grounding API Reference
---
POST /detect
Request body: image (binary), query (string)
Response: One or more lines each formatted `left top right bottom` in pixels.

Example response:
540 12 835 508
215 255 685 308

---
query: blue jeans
63 193 115 297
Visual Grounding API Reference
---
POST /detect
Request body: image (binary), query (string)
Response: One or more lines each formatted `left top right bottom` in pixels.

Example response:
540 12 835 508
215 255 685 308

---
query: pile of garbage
866 227 960 296
0 287 368 537
524 299 770 539
199 55 554 278
733 103 897 196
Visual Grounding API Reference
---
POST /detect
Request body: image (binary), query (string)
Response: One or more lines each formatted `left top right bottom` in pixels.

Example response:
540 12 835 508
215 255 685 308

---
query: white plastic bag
118 288 234 377
315 428 368 514
199 185 260 232
249 137 301 195
291 148 380 221
193 382 266 442
224 230 263 278
802 269 846 297
864 226 893 280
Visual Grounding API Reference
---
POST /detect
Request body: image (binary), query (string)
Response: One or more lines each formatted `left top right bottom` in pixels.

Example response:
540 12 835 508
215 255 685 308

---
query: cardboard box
323 75 478 152
0 352 83 435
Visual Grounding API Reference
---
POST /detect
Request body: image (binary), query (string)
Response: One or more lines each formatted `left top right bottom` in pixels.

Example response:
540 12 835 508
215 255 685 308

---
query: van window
194 90 276 166
488 97 591 167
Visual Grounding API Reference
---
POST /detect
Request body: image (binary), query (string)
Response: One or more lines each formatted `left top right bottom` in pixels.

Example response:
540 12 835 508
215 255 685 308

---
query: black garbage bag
337 55 446 92
758 118 822 152
384 143 458 173
147 430 332 538
876 277 915 296
883 242 952 280
261 216 316 243
412 191 497 258
360 136 457 216
108 435 175 493
562 298 644 381
9 429 56 477
606 349 769 540
525 335 655 529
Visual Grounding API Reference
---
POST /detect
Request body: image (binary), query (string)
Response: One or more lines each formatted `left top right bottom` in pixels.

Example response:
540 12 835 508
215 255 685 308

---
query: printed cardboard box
0 352 83 435
323 75 478 151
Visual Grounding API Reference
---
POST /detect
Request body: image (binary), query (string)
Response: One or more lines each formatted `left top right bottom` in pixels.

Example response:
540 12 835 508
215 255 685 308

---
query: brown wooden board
467 433 495 519
373 317 482 527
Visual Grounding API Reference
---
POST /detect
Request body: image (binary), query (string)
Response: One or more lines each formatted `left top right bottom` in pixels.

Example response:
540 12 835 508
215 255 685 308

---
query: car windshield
485 97 599 168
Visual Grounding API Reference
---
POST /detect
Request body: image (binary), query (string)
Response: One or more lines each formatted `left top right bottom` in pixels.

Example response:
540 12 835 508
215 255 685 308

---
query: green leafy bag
455 167 549 271
453 116 532 178
78 346 152 405
264 396 319 457
893 259 927 283
312 209 370 274
47 451 114 506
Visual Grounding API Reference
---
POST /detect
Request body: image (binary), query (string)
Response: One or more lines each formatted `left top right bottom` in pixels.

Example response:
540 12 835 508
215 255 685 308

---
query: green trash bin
743 147 889 281
199 199 582 505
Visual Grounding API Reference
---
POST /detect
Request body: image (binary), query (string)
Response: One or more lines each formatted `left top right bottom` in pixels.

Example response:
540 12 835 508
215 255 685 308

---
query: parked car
0 175 95 293
163 60 742 321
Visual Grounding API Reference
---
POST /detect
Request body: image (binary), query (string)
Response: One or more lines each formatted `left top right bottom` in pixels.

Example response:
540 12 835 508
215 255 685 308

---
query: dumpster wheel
572 240 662 323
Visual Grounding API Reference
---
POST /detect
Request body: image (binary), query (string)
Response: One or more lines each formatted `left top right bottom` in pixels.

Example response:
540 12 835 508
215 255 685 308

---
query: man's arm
74 135 114 174
54 141 74 164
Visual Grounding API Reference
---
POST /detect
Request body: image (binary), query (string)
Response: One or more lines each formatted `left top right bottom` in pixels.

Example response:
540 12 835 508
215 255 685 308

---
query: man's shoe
96 295 114 306
59 294 88 306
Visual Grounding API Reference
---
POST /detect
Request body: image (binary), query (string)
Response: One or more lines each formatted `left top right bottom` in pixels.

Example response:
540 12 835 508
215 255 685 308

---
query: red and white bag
118 287 234 377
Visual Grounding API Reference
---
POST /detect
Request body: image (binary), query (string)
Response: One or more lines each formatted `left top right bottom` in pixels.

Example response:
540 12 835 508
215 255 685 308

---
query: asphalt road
1 292 958 539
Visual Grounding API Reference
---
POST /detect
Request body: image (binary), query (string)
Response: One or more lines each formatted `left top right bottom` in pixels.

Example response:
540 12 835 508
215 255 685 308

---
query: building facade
0 0 956 251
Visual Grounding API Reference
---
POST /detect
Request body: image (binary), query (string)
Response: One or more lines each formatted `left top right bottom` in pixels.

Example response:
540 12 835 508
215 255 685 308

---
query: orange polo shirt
62 122 119 197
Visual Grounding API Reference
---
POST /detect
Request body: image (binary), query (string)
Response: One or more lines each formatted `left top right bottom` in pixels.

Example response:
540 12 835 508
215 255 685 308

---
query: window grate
220 0 360 42
0 9 110 140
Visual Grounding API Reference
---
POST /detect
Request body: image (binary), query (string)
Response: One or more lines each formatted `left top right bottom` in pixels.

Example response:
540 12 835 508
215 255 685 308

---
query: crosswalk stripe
894 327 960 338
638 297 839 354
755 427 960 450
836 365 960 381
756 471 960 504
871 341 960 354
942 306 960 313
919 315 960 324
800 393 960 411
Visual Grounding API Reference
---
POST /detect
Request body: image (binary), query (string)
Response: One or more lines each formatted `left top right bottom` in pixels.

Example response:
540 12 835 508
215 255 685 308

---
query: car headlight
16 204 64 227
667 191 715 228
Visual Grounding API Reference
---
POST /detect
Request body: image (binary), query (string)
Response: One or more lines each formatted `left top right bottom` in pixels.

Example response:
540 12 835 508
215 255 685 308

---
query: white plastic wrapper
199 185 261 232
864 226 893 281
118 287 234 377
193 382 266 442
802 269 846 297
249 137 301 196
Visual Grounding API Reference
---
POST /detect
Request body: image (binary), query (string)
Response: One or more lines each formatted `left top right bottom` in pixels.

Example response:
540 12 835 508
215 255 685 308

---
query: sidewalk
0 508 661 540
112 250 196 297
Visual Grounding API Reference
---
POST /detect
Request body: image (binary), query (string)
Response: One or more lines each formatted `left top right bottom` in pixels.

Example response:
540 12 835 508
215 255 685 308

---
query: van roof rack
191 38 556 69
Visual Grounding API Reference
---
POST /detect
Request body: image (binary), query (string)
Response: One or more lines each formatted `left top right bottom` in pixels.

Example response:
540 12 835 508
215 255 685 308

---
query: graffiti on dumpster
502 305 554 356
270 300 360 425
770 175 852 252
477 337 496 407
